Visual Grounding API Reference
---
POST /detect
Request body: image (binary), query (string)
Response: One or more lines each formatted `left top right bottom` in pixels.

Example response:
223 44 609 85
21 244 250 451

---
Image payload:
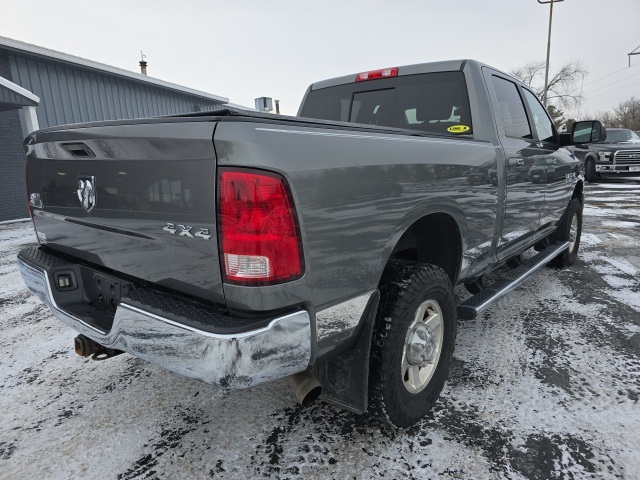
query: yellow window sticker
447 125 470 134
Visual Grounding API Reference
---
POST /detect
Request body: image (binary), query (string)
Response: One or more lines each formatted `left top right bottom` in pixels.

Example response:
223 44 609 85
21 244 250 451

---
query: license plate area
80 268 134 315
629 166 640 172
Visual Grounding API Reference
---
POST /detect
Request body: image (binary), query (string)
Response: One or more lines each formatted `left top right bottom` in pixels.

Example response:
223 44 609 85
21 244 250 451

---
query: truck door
520 88 578 228
484 72 548 260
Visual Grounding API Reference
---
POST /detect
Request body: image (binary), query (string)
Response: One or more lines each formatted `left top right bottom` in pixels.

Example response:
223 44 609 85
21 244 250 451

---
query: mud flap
313 290 379 414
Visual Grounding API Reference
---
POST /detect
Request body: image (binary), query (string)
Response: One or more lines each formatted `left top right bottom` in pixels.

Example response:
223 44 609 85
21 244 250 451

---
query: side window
491 76 531 139
522 89 556 143
393 73 472 135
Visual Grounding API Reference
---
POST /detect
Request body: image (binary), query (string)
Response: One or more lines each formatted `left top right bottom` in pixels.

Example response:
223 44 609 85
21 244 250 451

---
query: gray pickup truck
18 60 605 427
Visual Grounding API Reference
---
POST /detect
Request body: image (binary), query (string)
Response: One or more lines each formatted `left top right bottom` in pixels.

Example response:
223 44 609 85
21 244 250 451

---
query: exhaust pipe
74 334 123 361
287 370 322 407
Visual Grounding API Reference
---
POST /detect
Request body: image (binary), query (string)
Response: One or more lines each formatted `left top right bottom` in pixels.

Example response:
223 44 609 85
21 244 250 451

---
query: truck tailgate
26 120 224 303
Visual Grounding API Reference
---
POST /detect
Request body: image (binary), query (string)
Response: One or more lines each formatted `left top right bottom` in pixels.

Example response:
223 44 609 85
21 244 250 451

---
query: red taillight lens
217 168 304 285
355 67 398 82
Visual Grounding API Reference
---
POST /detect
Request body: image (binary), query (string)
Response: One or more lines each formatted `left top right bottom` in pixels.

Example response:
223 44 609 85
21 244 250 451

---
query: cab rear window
300 71 472 136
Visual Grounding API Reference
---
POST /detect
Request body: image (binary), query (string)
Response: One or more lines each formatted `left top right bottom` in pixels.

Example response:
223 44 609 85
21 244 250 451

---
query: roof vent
139 51 147 76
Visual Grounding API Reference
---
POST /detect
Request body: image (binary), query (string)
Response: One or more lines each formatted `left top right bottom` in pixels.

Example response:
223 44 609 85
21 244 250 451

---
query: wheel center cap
407 324 436 367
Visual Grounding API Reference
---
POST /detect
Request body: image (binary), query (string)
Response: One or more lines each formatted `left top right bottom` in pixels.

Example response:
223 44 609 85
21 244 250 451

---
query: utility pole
538 0 564 107
629 46 640 67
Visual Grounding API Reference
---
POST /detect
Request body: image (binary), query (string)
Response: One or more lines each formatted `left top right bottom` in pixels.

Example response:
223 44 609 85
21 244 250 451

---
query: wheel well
388 213 462 284
573 181 584 203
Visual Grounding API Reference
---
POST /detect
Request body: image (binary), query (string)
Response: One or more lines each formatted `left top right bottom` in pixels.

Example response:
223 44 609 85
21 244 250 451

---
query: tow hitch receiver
74 334 123 361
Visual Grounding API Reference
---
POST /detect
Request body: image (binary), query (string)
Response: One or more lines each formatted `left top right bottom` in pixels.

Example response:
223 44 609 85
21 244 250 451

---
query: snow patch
579 233 601 247
602 275 635 289
602 257 638 276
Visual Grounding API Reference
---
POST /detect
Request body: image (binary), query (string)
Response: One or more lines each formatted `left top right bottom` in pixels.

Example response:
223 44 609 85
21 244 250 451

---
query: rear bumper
18 249 311 388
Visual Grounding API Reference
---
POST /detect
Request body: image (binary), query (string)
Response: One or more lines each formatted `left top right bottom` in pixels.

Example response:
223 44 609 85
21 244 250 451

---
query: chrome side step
457 241 569 320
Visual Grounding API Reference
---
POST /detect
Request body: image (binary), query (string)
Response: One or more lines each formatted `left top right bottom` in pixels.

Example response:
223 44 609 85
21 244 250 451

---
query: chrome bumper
18 255 311 388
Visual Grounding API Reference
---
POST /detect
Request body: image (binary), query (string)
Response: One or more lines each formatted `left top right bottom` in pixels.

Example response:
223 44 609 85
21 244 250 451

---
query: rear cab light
355 67 398 82
217 168 304 286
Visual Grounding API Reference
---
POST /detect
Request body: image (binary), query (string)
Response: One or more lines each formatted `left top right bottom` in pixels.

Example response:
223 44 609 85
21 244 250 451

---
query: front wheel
370 260 457 428
585 158 598 183
551 198 582 268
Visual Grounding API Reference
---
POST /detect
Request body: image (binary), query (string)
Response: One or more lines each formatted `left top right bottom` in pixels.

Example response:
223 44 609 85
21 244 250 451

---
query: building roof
0 35 229 104
0 74 39 112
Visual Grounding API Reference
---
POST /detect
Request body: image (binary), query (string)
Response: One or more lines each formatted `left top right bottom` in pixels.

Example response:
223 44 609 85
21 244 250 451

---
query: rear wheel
550 198 582 268
370 260 457 428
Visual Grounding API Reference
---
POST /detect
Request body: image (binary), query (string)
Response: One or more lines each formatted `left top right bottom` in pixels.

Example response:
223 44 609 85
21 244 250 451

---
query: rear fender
380 198 467 284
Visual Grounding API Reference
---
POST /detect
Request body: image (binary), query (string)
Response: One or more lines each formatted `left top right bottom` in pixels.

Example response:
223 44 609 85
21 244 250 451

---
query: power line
629 45 640 67
583 36 640 65
587 57 631 75
588 79 640 100
580 37 640 89
582 63 639 89
584 71 640 95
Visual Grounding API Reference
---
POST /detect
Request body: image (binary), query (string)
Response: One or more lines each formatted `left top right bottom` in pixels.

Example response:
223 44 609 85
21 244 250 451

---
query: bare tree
593 98 640 129
610 97 640 130
510 60 587 110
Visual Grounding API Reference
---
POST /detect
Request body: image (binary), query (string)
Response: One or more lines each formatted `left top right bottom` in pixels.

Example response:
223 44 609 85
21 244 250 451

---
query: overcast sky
1 0 639 117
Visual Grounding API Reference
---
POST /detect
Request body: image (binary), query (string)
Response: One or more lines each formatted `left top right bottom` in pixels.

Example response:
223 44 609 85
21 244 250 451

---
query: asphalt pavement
1 181 639 479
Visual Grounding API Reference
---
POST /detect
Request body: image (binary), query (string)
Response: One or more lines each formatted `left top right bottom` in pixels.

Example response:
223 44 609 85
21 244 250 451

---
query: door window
522 89 556 143
491 76 531 139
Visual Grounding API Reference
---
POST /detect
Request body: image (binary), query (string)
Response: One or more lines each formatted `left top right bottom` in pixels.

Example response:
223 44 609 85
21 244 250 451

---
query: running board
457 241 569 320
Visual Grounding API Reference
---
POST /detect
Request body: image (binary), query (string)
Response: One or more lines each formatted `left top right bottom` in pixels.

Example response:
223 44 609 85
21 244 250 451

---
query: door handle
508 158 524 167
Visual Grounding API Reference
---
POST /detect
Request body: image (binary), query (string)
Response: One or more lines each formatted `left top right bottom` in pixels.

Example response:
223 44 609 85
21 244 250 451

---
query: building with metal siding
9 54 225 129
0 36 229 222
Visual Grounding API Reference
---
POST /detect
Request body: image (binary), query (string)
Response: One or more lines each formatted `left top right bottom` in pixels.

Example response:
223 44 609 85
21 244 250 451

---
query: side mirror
572 120 607 144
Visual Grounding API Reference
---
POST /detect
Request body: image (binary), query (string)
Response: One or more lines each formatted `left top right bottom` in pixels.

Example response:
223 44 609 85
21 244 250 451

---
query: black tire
585 158 598 183
550 198 583 268
370 260 457 428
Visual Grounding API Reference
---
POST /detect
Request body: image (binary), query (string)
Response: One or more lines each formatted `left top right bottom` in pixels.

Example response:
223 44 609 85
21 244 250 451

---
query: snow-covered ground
1 182 639 479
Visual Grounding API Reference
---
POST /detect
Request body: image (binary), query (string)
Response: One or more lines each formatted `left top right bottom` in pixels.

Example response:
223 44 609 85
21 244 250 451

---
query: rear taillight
356 67 398 82
217 168 304 285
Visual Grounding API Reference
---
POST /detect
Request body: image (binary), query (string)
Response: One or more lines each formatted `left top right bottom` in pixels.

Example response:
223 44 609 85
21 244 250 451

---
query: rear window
300 71 473 136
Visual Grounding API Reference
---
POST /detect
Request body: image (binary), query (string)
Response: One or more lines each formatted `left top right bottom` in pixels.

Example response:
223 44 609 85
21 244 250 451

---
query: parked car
572 127 640 182
18 59 604 427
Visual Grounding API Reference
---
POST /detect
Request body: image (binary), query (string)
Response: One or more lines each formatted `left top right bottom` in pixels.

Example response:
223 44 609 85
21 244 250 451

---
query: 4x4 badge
77 175 96 212
163 223 212 240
